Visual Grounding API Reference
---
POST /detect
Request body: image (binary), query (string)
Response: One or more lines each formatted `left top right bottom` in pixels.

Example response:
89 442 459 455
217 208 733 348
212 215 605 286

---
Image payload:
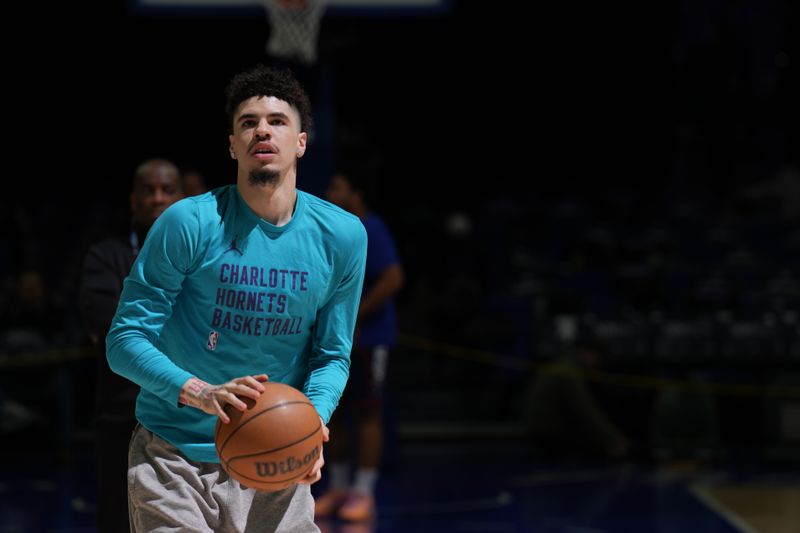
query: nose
153 187 168 204
255 118 271 139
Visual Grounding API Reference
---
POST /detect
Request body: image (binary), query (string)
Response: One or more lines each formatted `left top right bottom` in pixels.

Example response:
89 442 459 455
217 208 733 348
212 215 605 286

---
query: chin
249 167 281 186
251 162 277 173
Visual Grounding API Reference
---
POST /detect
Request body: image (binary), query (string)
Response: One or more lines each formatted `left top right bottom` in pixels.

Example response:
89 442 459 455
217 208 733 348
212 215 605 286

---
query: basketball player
79 158 183 533
317 170 404 521
106 65 367 532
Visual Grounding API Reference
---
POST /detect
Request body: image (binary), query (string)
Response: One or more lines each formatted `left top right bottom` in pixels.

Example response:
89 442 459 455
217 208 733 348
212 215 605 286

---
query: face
130 164 183 228
324 174 354 211
229 96 307 183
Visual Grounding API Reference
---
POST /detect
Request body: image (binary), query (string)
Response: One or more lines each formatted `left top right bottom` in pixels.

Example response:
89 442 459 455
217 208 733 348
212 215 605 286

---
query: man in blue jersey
106 65 368 532
317 170 404 522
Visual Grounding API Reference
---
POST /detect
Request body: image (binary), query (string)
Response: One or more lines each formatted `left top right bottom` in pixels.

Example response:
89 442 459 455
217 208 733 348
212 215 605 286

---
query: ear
296 132 307 159
228 135 236 159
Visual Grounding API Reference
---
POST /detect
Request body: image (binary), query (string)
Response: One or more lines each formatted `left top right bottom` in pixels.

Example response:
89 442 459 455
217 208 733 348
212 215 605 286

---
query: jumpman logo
225 237 243 255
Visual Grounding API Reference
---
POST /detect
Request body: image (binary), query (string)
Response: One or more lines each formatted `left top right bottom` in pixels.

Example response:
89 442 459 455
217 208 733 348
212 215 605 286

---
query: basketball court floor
1 438 797 532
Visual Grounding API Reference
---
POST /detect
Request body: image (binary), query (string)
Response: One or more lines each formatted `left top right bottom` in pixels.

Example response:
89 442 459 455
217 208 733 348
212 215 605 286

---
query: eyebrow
237 112 291 124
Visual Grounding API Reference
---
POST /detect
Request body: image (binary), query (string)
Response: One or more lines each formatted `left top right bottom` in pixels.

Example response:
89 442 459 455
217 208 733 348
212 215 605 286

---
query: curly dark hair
224 65 312 134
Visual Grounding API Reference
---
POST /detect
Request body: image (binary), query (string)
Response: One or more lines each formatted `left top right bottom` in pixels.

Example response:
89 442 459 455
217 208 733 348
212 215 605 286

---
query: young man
317 171 404 521
79 158 184 533
106 66 367 532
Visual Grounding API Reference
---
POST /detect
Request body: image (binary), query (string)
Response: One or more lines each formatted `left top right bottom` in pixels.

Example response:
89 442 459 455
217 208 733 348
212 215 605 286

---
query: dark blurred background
2 0 798 530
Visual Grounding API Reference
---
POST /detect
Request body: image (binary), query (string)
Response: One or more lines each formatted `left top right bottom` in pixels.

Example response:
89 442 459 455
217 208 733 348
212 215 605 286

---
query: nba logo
207 331 219 351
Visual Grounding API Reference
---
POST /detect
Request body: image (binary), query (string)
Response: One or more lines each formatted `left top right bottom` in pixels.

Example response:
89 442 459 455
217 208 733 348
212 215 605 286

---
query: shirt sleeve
365 216 400 278
105 200 200 407
303 222 368 423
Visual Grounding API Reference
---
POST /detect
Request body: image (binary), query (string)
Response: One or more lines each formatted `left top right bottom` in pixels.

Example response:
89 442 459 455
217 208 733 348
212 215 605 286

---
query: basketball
215 381 323 492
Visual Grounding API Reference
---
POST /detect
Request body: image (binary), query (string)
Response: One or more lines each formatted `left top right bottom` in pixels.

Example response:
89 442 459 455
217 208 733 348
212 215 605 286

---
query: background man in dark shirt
79 159 183 533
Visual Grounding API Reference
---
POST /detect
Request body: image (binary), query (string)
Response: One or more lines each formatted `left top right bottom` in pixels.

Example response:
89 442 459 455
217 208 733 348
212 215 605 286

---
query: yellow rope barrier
0 346 95 368
398 334 800 399
3 335 799 399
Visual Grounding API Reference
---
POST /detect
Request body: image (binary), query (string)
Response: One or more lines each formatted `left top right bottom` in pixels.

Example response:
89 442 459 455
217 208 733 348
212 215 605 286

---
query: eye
242 119 256 128
270 118 286 126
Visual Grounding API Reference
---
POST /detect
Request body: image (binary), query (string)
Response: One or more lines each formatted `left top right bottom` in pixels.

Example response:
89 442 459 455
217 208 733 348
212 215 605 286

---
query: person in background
316 169 404 522
79 158 184 533
182 169 209 197
523 338 629 461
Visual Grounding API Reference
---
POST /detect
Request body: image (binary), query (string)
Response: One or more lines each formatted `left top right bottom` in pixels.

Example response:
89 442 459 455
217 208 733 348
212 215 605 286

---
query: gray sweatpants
128 425 319 533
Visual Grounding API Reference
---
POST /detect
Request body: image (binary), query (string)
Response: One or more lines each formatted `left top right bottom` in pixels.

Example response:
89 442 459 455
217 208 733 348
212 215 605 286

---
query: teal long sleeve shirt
107 186 367 462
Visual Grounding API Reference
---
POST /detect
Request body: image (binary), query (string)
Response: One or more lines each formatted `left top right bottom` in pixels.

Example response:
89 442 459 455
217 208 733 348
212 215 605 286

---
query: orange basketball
214 381 323 492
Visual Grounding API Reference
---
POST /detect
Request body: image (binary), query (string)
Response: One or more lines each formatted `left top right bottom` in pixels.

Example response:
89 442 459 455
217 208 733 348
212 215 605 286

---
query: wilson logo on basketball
254 445 319 478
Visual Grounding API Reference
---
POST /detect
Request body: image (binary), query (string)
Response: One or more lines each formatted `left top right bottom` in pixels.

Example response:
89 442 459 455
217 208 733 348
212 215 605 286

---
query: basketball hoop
262 0 327 66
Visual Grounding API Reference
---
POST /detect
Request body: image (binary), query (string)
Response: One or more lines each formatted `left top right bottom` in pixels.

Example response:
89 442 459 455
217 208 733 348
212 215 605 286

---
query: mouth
251 142 277 160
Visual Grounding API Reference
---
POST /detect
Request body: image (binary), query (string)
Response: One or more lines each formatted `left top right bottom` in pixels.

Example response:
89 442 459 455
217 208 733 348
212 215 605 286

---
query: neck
351 200 368 219
237 169 297 226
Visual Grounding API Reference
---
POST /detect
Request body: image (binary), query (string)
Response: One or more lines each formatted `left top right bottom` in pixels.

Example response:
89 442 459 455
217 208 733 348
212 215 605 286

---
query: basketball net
262 0 327 66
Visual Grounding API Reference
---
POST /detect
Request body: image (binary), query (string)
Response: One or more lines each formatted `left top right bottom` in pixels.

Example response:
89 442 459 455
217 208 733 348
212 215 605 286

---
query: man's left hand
297 417 329 485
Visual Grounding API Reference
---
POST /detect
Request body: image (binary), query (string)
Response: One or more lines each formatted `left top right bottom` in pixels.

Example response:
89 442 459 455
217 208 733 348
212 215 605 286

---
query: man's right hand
179 374 269 423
